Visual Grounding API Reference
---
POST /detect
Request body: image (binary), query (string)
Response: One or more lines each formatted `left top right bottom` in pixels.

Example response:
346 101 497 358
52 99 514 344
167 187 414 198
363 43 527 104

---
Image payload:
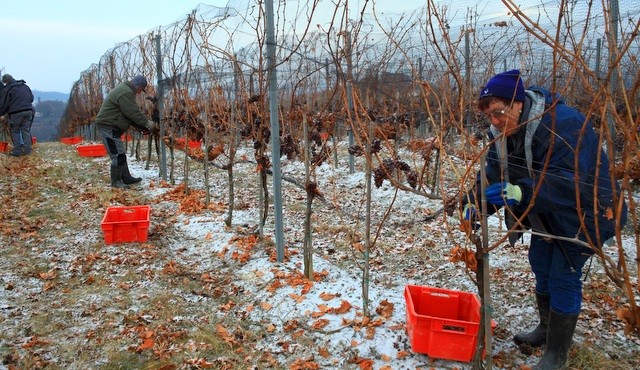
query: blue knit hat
479 69 526 102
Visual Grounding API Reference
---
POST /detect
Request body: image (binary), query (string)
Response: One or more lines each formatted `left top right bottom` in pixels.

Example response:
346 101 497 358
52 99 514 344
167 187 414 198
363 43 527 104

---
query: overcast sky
0 0 547 93
1 0 508 93
0 1 226 92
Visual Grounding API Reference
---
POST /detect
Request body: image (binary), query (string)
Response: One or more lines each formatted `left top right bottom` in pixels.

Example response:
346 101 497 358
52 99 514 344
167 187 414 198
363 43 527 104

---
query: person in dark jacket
462 70 627 369
0 80 5 141
95 75 156 188
0 74 35 156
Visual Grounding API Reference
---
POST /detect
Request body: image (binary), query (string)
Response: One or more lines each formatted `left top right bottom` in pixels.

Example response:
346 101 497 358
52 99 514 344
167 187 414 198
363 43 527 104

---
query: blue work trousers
528 235 592 314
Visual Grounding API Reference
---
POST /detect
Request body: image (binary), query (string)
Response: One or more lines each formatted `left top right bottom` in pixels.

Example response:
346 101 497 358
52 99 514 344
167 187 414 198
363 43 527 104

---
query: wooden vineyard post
473 137 493 369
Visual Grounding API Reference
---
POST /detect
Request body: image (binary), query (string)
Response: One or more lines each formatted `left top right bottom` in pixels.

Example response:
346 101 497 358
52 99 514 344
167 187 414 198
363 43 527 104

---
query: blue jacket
469 86 626 249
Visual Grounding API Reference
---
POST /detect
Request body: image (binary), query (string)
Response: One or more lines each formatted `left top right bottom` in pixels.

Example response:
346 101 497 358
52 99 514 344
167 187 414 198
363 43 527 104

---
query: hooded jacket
0 79 34 116
95 81 148 134
466 86 627 250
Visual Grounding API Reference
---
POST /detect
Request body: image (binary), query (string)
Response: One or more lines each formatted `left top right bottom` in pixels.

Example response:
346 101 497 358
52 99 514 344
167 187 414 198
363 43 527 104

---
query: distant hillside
32 100 66 142
33 90 69 102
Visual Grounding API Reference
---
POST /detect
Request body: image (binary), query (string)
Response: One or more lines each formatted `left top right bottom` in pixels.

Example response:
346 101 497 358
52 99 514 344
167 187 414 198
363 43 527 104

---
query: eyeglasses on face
486 106 509 119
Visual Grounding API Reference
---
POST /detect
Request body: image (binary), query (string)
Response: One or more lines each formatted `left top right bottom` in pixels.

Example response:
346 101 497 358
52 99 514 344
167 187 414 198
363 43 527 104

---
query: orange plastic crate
77 144 107 157
61 136 83 145
101 205 151 244
0 142 7 153
405 285 495 362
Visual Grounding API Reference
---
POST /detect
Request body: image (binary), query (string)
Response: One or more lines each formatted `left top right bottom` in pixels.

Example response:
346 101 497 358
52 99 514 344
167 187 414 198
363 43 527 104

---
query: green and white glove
462 203 481 230
485 182 522 206
462 204 477 221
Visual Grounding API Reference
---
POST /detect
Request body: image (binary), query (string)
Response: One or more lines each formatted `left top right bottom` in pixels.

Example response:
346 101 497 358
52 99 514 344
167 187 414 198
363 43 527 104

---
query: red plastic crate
61 137 83 145
101 205 151 244
77 144 107 157
0 142 7 153
174 137 201 149
404 285 495 362
31 136 36 145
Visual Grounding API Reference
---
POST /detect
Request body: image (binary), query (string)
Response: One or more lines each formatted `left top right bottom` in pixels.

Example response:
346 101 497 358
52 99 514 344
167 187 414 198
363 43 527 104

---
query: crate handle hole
442 325 466 333
430 292 452 298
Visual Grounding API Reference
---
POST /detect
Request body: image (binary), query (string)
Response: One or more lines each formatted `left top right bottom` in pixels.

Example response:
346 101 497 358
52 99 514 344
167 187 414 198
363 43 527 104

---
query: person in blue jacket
462 70 627 369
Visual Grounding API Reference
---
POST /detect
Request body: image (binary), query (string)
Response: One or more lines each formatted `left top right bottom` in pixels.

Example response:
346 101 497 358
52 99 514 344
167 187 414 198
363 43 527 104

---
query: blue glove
485 182 522 206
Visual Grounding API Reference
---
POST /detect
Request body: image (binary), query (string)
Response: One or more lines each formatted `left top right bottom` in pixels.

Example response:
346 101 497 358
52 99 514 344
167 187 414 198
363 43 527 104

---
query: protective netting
60 0 639 161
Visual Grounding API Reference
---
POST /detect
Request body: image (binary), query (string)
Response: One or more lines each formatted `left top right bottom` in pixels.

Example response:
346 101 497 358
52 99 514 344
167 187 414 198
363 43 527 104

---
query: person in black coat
0 74 35 156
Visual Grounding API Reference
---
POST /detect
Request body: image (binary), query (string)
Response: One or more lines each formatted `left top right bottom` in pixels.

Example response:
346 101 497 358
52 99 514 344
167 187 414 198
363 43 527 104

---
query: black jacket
0 79 34 116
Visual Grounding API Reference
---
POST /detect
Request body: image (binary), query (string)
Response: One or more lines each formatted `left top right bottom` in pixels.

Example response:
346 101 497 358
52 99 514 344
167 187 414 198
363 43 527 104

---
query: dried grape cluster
240 122 252 137
371 139 381 154
241 115 270 141
406 170 418 189
306 117 332 166
311 146 330 166
348 139 381 157
309 131 322 147
145 96 160 122
373 167 386 187
242 113 270 160
373 158 418 189
281 134 299 160
348 144 364 157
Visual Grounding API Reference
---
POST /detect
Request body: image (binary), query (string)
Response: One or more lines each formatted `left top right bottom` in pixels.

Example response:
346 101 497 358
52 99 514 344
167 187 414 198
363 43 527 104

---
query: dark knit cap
2 74 14 84
479 69 526 102
130 75 148 92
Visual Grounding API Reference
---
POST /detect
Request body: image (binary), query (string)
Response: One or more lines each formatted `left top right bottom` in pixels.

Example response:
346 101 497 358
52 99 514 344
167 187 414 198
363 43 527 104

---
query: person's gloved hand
485 182 522 206
146 120 157 131
461 203 481 231
462 203 477 221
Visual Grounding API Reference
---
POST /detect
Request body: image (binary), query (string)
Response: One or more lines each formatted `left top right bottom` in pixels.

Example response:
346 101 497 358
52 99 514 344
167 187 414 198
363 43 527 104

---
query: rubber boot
110 165 130 189
9 148 24 157
121 159 142 185
514 292 550 353
9 144 24 157
532 310 579 370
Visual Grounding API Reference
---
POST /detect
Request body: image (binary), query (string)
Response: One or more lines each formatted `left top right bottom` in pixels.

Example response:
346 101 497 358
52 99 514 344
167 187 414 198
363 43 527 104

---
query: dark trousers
97 126 126 166
9 110 33 154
